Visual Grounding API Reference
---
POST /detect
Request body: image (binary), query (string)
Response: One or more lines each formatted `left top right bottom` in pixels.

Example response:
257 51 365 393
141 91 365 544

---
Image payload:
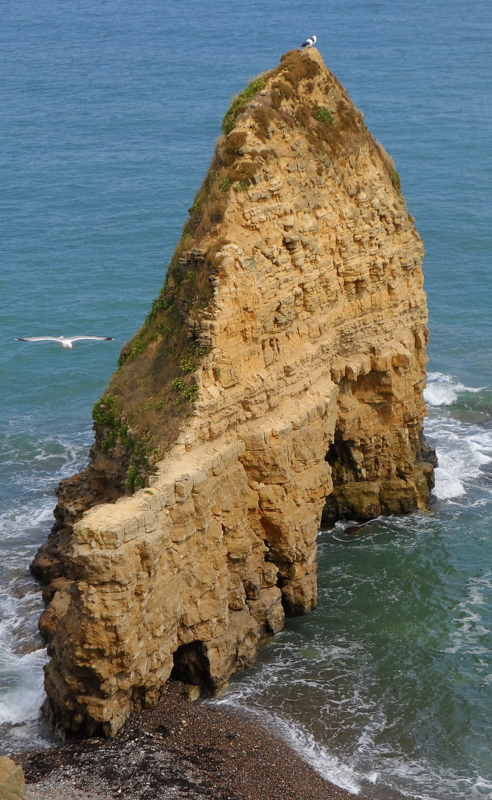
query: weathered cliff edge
32 49 436 738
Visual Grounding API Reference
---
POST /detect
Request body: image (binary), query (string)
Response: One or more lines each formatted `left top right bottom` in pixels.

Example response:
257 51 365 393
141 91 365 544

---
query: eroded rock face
33 48 435 737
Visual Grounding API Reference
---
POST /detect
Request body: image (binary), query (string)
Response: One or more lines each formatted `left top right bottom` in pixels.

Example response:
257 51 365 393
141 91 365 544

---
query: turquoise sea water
1 0 492 796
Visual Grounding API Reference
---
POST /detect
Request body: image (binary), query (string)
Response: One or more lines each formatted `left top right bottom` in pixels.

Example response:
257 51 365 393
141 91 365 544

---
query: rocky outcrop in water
31 48 435 737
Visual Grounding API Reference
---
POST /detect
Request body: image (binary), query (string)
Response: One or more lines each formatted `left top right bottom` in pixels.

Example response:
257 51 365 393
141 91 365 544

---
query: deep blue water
1 1 492 797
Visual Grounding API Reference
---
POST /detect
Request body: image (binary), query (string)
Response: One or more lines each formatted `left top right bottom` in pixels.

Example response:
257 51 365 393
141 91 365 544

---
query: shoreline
12 682 361 800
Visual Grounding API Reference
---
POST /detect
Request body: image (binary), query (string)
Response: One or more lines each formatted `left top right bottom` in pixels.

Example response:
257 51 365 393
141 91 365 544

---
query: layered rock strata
32 48 435 737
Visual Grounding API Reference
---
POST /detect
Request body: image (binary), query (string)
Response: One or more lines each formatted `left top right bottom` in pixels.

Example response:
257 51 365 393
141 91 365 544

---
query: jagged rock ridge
32 48 436 738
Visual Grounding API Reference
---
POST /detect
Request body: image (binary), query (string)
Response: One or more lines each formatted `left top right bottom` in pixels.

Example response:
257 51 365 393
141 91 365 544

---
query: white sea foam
0 498 54 540
0 649 48 726
0 553 49 739
268 712 363 795
425 417 481 500
0 429 91 746
423 373 492 501
424 372 482 407
0 581 48 724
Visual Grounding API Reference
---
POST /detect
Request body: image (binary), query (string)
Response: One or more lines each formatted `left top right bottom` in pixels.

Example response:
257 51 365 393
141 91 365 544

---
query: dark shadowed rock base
14 683 359 800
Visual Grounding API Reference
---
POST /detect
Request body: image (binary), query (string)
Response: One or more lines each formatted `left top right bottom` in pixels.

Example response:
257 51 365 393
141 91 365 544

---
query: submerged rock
32 47 435 737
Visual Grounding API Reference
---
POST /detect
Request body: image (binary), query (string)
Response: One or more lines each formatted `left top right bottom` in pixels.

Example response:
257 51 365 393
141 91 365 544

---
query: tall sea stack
32 48 436 737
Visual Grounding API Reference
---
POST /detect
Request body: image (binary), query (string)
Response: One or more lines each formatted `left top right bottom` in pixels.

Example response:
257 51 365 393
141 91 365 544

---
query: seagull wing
15 336 63 342
67 336 114 342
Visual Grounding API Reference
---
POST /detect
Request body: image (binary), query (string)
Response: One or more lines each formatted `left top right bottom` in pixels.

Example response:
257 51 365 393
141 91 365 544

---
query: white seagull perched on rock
15 335 114 350
300 35 317 49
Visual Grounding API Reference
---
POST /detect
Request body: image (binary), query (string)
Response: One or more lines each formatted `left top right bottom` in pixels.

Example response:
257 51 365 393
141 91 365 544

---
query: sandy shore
13 682 359 800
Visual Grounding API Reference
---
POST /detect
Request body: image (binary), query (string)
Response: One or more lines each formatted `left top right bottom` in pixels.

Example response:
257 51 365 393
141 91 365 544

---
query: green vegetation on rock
93 394 151 492
313 105 334 124
222 76 267 135
375 139 402 194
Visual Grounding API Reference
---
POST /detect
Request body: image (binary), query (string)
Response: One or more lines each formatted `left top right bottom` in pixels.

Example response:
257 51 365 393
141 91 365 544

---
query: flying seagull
15 336 114 349
300 35 317 49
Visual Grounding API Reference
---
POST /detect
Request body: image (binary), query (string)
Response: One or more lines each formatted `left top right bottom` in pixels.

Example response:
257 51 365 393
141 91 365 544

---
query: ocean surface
1 0 491 796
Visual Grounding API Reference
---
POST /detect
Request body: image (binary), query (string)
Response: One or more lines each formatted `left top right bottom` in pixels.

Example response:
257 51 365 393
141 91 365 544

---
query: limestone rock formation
31 48 436 737
0 757 25 800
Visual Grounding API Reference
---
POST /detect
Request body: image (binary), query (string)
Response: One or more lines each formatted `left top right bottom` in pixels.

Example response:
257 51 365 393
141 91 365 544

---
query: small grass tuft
182 384 199 401
171 375 199 403
278 51 320 89
227 159 260 184
179 357 196 374
222 76 267 135
270 80 295 110
251 106 275 141
225 130 248 153
375 140 402 194
126 462 146 493
313 106 334 124
171 377 186 392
